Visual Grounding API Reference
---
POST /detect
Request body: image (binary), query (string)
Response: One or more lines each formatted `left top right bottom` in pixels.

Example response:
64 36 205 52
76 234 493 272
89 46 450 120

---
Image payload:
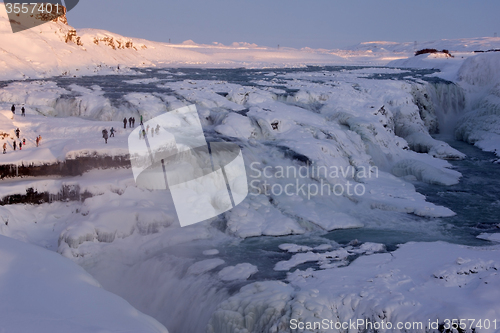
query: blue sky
66 0 500 49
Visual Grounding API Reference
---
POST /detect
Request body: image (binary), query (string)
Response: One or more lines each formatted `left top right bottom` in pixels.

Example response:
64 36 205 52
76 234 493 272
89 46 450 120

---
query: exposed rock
93 36 138 50
65 28 83 46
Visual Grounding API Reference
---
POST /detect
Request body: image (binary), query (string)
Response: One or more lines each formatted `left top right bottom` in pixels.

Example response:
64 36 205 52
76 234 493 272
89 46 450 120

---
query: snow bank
455 53 500 157
58 187 177 256
274 242 385 271
215 113 256 139
455 108 500 157
274 248 349 271
388 53 467 80
218 263 258 281
225 195 306 238
350 37 500 55
385 38 500 80
391 159 461 186
0 107 131 166
203 249 220 256
209 242 500 333
458 52 500 87
405 132 466 159
0 235 168 333
278 243 313 253
477 233 500 243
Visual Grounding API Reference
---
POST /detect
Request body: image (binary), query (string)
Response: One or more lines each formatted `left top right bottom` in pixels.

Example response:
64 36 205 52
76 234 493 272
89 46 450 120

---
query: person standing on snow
132 117 135 127
22 138 26 145
38 135 42 146
13 141 16 151
19 142 22 150
36 136 39 147
102 129 109 144
128 117 133 128
11 104 15 114
123 117 127 129
110 127 115 137
3 143 6 154
140 115 143 125
155 124 160 134
15 128 20 138
21 107 25 117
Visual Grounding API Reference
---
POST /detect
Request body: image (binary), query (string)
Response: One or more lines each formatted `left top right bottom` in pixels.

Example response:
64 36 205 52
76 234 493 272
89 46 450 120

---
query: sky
64 0 500 49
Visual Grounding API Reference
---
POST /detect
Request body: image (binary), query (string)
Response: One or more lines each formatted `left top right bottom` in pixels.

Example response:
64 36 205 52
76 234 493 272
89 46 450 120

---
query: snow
386 51 500 160
0 235 168 333
391 159 461 186
455 53 500 158
274 242 385 271
274 248 350 271
313 243 333 251
203 249 220 255
0 3 355 81
58 187 177 255
0 64 481 333
477 233 500 243
1 13 500 331
225 195 306 238
458 52 500 87
278 243 314 253
187 258 225 275
388 53 467 80
352 242 387 254
384 52 500 161
404 132 466 159
218 263 258 281
2 1 499 81
214 113 256 139
349 37 500 54
0 66 467 241
210 242 500 333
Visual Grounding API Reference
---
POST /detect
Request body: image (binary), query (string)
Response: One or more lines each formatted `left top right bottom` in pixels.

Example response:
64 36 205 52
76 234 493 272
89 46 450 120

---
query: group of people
139 124 161 140
11 104 26 117
2 131 42 154
103 115 146 143
102 127 115 144
2 105 40 154
124 117 136 128
122 115 145 129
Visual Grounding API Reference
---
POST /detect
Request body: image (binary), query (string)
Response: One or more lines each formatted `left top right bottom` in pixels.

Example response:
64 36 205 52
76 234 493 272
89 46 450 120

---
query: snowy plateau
1 3 500 333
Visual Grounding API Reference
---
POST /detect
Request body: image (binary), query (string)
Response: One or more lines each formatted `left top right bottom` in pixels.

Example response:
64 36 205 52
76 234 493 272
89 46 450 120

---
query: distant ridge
1 1 500 80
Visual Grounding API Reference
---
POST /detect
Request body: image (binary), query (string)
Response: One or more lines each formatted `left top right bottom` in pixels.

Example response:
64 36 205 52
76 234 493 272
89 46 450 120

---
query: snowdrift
0 235 168 333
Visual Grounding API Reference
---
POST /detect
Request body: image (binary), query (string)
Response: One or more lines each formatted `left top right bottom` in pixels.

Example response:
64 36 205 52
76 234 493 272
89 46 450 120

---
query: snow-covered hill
3 1 500 81
0 3 356 80
0 235 168 333
0 3 214 80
